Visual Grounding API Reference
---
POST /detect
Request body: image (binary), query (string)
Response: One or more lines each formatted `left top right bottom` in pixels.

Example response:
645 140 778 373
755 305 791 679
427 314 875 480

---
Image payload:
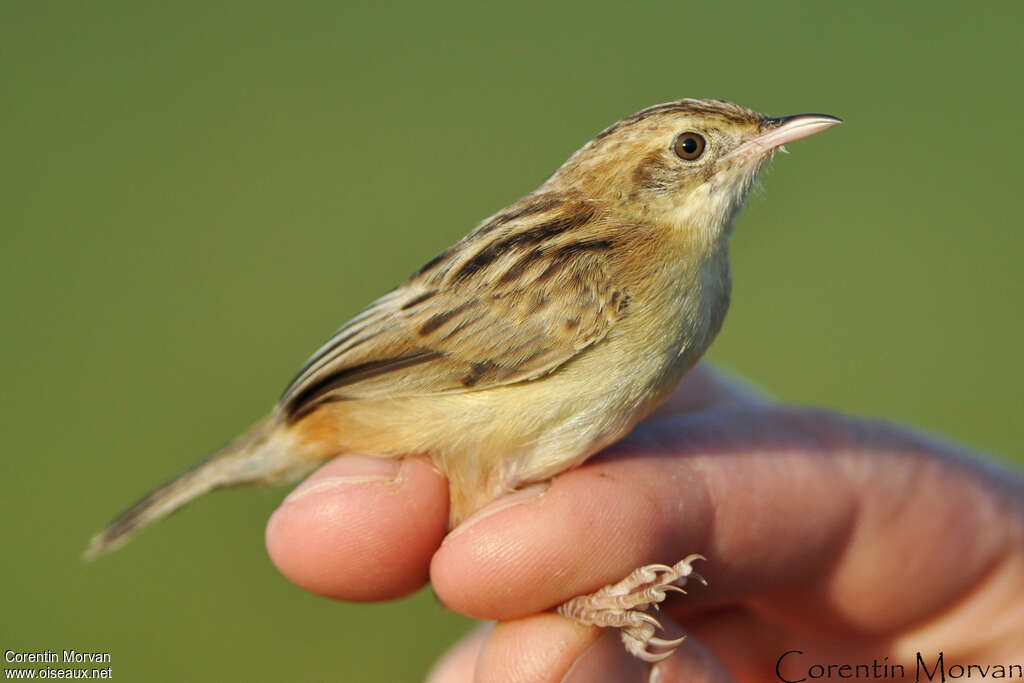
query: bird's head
548 99 841 245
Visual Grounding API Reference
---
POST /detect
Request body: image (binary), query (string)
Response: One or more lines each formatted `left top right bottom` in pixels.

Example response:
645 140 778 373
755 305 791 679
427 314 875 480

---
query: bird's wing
280 194 626 420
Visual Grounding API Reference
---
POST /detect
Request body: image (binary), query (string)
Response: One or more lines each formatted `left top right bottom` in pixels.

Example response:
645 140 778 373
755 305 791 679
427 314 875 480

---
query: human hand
265 363 1024 681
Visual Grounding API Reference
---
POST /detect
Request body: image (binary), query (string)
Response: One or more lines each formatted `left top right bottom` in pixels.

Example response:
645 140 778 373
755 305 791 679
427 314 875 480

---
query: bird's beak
724 113 842 161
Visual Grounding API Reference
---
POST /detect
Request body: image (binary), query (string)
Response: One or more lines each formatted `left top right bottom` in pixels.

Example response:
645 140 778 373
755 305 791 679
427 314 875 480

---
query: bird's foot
555 553 706 663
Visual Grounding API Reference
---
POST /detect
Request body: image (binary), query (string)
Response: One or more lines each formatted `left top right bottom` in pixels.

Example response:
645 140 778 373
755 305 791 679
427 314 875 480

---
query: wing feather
280 193 625 420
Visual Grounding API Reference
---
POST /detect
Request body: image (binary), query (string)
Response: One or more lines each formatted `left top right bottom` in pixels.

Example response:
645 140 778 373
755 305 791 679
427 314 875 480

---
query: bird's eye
673 132 706 160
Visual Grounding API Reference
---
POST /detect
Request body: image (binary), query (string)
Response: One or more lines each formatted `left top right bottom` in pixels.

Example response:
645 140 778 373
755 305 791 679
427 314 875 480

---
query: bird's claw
555 554 706 662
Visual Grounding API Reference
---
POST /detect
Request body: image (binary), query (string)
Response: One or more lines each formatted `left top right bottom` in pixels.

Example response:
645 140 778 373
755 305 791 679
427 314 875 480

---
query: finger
426 623 492 683
266 454 448 601
432 406 838 619
432 406 1016 636
475 614 646 683
647 362 770 419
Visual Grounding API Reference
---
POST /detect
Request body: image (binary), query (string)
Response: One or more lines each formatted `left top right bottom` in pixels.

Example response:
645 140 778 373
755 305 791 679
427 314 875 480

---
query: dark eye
673 132 706 160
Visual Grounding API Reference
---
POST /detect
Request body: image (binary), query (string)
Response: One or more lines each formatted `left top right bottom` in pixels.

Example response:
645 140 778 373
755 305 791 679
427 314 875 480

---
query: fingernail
442 482 549 545
281 454 401 505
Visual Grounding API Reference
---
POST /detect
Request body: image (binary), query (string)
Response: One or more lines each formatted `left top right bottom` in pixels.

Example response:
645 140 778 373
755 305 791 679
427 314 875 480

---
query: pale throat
666 165 760 250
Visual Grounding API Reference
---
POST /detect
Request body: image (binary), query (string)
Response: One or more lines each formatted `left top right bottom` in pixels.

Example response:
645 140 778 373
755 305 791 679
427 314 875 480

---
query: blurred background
3 0 1021 680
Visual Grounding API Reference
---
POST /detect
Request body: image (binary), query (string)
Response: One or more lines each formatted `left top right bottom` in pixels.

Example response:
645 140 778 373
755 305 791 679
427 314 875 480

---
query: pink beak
726 113 842 160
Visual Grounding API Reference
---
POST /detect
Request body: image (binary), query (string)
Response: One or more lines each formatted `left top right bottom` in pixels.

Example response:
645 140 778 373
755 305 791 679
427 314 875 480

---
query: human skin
265 363 1024 681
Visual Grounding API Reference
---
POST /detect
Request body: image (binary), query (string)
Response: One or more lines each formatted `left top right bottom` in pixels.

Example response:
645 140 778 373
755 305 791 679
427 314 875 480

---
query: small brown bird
86 99 840 660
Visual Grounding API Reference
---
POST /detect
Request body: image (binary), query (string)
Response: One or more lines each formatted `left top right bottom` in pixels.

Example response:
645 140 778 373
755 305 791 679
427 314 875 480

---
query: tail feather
84 415 314 560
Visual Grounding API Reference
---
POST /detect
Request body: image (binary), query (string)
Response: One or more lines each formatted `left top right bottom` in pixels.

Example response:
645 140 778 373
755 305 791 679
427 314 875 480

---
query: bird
85 98 840 661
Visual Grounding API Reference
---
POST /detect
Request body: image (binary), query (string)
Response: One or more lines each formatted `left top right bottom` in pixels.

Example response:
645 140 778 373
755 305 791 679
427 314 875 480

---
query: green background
3 1 1021 680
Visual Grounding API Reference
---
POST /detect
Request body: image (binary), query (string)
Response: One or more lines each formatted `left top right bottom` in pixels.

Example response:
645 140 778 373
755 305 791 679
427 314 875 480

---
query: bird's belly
442 330 701 520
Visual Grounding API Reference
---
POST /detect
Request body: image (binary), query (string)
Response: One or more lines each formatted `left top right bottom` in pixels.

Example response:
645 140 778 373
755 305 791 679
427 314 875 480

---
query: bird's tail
84 414 317 560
